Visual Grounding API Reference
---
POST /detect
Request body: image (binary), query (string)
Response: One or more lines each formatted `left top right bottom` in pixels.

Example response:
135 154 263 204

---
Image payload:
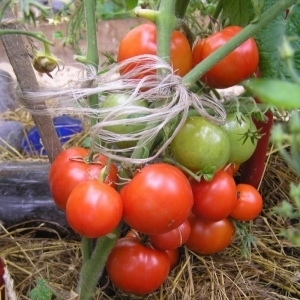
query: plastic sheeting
0 161 70 235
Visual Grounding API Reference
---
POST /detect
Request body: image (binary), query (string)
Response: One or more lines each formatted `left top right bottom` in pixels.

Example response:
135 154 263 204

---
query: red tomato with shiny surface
230 183 263 221
149 219 191 250
118 23 193 77
106 236 170 295
166 248 180 270
185 215 235 255
66 180 123 238
190 170 237 222
50 151 118 210
121 163 194 235
48 147 88 183
192 26 259 88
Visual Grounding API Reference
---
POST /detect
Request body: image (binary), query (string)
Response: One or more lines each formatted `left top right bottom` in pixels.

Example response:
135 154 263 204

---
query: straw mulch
0 115 300 299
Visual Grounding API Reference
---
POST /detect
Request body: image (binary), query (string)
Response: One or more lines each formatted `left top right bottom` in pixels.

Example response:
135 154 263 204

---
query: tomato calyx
238 127 263 145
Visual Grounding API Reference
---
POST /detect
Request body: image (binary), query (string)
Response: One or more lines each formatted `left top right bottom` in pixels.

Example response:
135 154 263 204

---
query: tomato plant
121 163 194 235
185 214 235 255
170 116 230 173
117 23 193 77
100 93 148 148
49 149 118 210
222 113 258 164
149 219 191 250
192 26 259 88
230 183 263 221
106 236 170 295
66 180 123 238
190 170 237 222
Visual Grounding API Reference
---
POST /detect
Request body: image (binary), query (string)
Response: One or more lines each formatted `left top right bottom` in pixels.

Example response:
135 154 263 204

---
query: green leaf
254 0 285 78
126 0 138 10
254 1 300 80
242 78 300 109
29 279 53 300
220 0 255 27
251 0 264 22
284 4 300 78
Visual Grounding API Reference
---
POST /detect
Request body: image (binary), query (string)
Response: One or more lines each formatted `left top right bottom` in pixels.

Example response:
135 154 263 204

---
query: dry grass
1 121 300 299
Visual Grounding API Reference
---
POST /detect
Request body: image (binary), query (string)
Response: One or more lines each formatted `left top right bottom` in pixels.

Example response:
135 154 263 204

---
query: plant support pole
0 5 62 163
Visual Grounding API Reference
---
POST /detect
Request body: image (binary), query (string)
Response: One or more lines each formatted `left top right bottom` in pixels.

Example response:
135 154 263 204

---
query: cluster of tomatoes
49 146 263 295
48 22 262 296
117 23 259 89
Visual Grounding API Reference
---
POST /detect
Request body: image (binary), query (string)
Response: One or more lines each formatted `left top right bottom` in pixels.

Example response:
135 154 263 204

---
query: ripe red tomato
223 163 240 176
185 214 235 255
190 170 237 222
121 163 194 235
66 181 123 238
149 219 191 250
106 236 170 295
170 116 230 173
117 23 193 77
50 151 118 210
48 147 88 183
192 26 259 88
166 248 180 270
230 184 263 221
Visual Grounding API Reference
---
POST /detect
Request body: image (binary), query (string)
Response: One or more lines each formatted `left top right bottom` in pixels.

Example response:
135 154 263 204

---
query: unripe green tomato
221 113 258 164
170 116 230 172
100 93 148 149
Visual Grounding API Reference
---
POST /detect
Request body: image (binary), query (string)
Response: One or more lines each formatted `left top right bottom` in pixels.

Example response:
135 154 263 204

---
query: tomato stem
78 228 120 300
82 237 93 263
182 0 298 88
163 157 201 181
156 1 177 65
0 29 53 45
135 8 158 21
130 0 177 159
83 0 99 125
175 0 191 19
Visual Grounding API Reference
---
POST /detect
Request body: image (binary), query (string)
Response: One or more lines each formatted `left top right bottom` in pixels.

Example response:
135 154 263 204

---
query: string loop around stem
17 54 226 164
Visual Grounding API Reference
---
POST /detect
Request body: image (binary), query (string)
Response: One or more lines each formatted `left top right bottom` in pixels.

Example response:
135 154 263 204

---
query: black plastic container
0 161 71 236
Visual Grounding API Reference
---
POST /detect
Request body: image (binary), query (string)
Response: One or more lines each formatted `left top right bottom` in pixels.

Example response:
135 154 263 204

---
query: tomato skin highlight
170 116 230 173
121 163 194 235
117 23 193 77
66 181 123 238
106 236 170 295
185 215 235 255
190 170 237 222
230 183 263 221
192 26 259 88
149 219 191 250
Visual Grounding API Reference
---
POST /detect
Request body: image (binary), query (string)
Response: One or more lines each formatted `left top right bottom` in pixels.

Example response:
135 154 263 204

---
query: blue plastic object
21 115 83 155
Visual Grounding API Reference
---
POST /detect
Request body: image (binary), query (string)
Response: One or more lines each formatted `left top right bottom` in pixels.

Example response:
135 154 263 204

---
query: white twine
17 54 226 164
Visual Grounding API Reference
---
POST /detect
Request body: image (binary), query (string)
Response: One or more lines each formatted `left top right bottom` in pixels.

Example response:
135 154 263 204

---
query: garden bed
1 151 300 299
